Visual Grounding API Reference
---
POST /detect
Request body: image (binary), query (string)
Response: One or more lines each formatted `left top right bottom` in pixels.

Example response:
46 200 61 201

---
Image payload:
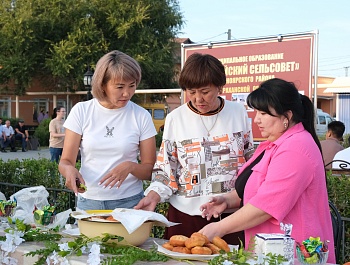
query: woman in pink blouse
199 78 335 263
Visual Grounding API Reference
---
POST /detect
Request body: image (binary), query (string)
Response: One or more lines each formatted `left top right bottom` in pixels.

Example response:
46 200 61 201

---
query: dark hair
51 108 57 119
327 120 345 140
178 53 226 90
247 78 322 152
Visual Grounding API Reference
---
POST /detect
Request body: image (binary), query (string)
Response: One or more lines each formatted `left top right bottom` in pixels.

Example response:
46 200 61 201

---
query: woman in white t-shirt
58 50 157 210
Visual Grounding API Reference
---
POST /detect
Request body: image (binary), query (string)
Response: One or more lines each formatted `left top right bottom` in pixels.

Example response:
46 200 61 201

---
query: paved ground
0 148 51 161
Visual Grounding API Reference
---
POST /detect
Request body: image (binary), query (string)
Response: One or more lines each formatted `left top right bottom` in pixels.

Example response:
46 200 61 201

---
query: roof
323 77 350 93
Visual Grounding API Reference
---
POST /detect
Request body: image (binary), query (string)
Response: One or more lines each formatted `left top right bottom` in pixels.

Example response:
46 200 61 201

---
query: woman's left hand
198 222 224 242
99 161 134 189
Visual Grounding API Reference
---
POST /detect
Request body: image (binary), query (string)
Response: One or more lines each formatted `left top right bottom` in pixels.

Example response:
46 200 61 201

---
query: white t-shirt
64 99 157 200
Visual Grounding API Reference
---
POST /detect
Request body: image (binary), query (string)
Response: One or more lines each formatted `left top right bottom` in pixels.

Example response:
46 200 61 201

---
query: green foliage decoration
156 130 163 148
0 0 184 94
34 118 51 147
326 172 350 262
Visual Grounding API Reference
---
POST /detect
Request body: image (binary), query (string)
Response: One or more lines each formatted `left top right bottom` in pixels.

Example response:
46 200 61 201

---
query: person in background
320 120 345 169
134 53 254 245
0 118 6 152
58 50 157 210
49 106 66 162
198 78 335 263
15 119 29 152
37 108 45 123
2 120 16 152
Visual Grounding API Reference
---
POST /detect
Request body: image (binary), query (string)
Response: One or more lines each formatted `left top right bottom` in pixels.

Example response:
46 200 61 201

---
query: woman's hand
64 168 84 195
198 222 225 242
200 196 228 221
99 161 134 189
134 191 161 211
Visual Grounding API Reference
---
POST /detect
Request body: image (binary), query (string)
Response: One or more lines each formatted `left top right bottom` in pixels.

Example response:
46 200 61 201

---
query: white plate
155 241 238 261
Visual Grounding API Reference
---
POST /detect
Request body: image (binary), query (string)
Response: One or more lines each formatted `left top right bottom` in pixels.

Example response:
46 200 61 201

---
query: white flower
1 238 16 253
222 260 233 265
58 242 70 251
80 246 87 254
12 231 25 246
2 256 18 265
46 251 60 265
87 243 103 265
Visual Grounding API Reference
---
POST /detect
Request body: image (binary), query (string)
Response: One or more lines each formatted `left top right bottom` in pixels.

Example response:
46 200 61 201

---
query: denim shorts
77 191 144 210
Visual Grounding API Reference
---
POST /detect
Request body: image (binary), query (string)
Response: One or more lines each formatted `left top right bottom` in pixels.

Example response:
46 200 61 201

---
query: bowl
296 247 329 265
77 210 154 246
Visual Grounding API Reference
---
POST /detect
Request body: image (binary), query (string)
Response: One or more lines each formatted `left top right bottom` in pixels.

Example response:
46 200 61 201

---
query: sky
177 0 350 78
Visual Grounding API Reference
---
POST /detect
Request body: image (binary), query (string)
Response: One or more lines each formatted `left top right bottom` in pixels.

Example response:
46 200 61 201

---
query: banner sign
182 34 315 140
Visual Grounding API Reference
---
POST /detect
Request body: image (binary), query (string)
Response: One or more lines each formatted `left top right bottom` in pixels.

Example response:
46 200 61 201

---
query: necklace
199 113 219 136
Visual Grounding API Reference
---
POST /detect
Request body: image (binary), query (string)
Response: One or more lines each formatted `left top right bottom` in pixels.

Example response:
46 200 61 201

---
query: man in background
2 119 17 152
0 118 6 152
15 119 29 152
320 120 345 169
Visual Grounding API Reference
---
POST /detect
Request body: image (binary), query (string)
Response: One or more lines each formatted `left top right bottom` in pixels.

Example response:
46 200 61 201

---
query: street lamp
83 67 93 100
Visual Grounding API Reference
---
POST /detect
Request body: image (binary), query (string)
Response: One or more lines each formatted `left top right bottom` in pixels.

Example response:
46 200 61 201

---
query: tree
0 0 183 95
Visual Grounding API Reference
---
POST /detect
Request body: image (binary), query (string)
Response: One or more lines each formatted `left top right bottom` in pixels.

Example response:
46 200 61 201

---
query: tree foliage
0 0 184 95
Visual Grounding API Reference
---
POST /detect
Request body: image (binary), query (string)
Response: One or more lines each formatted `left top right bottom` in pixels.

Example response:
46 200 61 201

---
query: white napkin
110 208 179 234
71 208 179 234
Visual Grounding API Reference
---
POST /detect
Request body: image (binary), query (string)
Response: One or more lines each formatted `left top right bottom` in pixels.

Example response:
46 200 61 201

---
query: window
319 115 326 125
0 97 11 117
153 109 165 120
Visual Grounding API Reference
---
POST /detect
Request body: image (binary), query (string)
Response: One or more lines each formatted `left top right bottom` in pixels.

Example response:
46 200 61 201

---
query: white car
316 109 334 136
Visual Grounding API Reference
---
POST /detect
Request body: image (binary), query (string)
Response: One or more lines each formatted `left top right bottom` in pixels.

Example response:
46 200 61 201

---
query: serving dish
77 210 154 246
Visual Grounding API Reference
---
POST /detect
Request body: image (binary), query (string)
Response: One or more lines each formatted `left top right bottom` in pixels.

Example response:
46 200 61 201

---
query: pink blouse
241 123 335 263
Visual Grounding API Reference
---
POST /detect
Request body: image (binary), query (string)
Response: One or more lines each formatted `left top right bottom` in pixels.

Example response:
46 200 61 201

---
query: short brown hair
178 53 226 90
91 50 142 100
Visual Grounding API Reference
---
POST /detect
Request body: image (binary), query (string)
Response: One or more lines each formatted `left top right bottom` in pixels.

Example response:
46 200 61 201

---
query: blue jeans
49 147 63 163
3 136 15 149
15 134 27 150
77 191 144 210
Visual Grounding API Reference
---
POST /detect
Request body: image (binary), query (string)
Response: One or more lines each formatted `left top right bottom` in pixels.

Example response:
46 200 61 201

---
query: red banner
182 35 315 141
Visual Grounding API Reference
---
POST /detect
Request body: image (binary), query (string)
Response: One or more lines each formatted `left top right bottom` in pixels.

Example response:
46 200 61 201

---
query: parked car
316 109 334 136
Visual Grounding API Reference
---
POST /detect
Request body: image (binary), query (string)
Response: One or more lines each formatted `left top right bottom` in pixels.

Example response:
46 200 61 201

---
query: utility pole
344 66 349 77
227 29 231 40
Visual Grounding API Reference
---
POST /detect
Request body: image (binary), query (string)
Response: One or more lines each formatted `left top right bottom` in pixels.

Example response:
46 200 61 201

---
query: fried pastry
212 236 230 252
162 242 174 251
185 236 206 248
205 243 221 254
105 215 119 222
191 246 212 255
172 246 191 254
190 232 210 244
169 235 189 247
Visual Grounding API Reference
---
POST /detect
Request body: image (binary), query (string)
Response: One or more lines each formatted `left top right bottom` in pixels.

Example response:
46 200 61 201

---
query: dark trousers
15 134 27 150
3 136 16 149
164 204 245 246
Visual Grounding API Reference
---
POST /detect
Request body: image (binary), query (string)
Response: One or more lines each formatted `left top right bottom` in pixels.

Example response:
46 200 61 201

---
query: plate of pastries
156 232 238 260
